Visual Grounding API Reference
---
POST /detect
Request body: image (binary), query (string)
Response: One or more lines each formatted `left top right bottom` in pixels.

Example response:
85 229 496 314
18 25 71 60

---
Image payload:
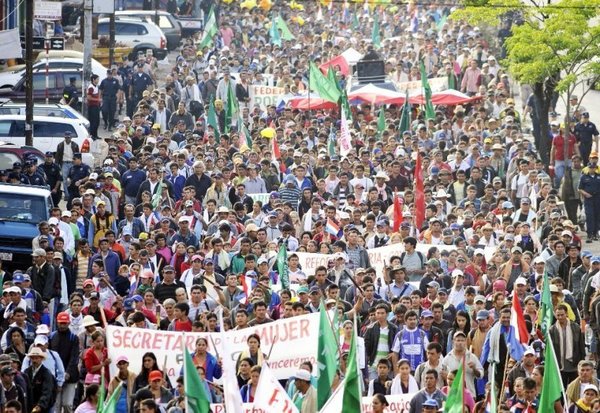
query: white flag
319 378 345 412
218 309 245 412
253 363 299 413
339 106 352 157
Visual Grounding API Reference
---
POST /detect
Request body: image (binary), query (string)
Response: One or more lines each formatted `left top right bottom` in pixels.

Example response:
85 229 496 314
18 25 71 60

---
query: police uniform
579 158 600 241
62 77 80 111
130 65 153 114
67 153 91 207
21 163 47 187
574 113 599 165
99 71 121 130
39 152 63 205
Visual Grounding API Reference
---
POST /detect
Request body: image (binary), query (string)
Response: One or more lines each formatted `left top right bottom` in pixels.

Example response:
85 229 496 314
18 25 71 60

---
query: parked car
0 101 90 128
114 10 182 50
0 115 93 166
0 57 107 90
97 18 168 60
0 143 45 171
0 68 83 103
0 183 52 271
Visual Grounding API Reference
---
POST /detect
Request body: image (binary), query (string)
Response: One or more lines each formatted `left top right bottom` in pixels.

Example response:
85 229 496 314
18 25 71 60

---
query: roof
0 183 51 197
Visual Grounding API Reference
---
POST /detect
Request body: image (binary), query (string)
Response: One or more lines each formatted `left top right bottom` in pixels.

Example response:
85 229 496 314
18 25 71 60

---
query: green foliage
454 0 600 93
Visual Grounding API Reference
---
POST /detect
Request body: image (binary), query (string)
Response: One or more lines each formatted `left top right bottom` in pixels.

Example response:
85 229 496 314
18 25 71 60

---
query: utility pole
82 0 93 116
109 11 115 67
25 0 34 147
154 0 159 25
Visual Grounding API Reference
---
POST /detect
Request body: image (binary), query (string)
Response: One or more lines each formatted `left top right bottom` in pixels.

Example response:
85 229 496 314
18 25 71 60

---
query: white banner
0 29 23 59
249 193 271 205
210 394 415 413
106 312 319 385
395 76 448 93
249 85 285 109
297 243 495 277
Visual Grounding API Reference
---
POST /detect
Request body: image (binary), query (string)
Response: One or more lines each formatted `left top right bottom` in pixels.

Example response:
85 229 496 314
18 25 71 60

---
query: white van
0 115 93 165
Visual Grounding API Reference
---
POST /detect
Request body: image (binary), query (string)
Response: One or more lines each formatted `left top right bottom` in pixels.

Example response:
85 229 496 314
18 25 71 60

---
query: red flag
414 153 425 230
271 136 286 173
511 294 530 344
393 194 403 232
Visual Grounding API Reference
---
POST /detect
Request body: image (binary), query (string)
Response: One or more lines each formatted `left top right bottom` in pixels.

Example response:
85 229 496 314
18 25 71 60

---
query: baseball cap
56 312 70 324
116 355 129 364
523 347 536 356
421 310 433 318
476 310 490 320
149 371 163 382
427 281 440 289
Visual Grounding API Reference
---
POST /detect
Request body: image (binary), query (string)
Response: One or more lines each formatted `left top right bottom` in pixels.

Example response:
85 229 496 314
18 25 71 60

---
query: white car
97 18 168 60
0 57 107 90
0 115 93 166
0 102 90 128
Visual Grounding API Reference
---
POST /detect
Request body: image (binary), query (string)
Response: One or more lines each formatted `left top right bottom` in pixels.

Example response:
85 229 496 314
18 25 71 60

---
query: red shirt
174 318 192 332
552 133 577 161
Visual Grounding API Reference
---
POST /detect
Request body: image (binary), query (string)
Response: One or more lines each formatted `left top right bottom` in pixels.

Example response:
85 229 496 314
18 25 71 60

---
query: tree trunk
532 80 554 165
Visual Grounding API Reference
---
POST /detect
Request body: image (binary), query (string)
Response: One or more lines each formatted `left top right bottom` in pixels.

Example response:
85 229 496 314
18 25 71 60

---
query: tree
452 0 600 164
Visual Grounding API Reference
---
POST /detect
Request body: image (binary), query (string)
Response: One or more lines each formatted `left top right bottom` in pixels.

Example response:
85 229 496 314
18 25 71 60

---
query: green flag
276 240 289 289
341 324 361 412
97 373 106 413
309 61 341 103
101 382 123 413
539 271 554 336
327 66 339 92
276 15 295 41
184 348 211 413
377 107 386 138
317 302 338 410
444 360 464 413
437 14 448 31
352 9 359 31
341 90 353 122
399 90 411 134
199 6 217 50
538 336 563 412
225 82 238 133
448 72 456 90
207 99 220 143
371 13 381 48
419 60 435 120
239 115 252 149
269 14 282 47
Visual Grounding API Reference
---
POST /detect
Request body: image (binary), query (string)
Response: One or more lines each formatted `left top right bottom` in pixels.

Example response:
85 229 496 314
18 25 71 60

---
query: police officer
574 112 600 165
130 63 153 116
62 76 80 111
39 151 63 205
67 153 91 208
21 159 46 186
579 151 600 243
99 69 121 131
87 74 101 138
11 162 24 183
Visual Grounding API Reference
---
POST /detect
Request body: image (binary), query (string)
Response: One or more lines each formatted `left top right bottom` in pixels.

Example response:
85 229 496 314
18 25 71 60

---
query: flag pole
497 350 511 407
180 332 190 413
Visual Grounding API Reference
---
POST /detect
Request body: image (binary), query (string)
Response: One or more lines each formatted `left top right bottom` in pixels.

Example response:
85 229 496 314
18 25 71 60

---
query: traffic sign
20 36 65 50
34 1 62 20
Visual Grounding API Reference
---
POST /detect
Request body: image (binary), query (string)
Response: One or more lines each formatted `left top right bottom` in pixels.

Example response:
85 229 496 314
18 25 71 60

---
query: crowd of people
3 0 600 412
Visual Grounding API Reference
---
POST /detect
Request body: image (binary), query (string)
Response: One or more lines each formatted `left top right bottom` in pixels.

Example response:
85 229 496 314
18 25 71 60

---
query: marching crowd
2 0 600 412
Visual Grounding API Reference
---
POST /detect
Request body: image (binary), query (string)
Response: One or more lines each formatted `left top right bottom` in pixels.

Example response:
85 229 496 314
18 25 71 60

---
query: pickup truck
0 183 52 271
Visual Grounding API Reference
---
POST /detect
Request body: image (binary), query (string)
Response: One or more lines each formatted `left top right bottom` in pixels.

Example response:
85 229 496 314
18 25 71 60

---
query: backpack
189 100 204 118
400 251 425 268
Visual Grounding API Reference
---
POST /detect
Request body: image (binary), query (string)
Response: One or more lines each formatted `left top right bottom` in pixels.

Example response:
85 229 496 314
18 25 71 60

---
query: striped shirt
371 326 390 368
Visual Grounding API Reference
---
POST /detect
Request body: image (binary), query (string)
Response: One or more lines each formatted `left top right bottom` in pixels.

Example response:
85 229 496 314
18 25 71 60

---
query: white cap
515 277 528 286
61 210 72 218
48 217 59 226
584 384 599 394
451 269 464 278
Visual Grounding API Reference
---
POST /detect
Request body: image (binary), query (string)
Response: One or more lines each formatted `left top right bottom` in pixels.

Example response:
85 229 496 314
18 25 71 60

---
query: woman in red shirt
83 330 110 387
